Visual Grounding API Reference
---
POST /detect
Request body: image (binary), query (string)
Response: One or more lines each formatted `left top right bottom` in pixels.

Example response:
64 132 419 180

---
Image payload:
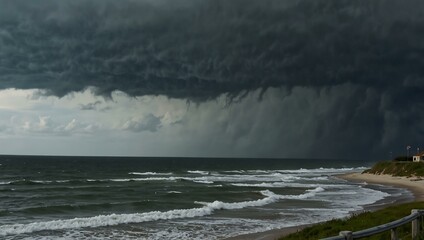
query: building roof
414 151 424 157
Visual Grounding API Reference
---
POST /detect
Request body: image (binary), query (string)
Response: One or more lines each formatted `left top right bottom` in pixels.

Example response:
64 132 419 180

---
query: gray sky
0 0 423 160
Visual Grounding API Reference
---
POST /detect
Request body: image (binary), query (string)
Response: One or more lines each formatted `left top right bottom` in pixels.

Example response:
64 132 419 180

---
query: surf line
0 188 324 236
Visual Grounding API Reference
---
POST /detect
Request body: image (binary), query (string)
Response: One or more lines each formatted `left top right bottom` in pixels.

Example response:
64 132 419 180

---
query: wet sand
339 172 424 201
227 172 424 240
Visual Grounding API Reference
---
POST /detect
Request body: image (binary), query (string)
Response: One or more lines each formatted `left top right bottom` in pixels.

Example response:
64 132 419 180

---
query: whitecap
167 191 182 194
0 207 214 236
129 172 172 176
56 180 71 183
0 188 322 236
231 182 286 188
222 170 245 174
188 170 210 175
31 180 54 184
84 176 183 183
278 167 367 174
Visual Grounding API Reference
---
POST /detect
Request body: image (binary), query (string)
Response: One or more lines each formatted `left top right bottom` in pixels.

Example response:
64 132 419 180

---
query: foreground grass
364 161 424 177
280 201 424 240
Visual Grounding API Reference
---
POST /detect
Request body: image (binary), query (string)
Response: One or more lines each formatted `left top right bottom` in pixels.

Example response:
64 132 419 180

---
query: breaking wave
187 170 210 175
128 172 173 176
0 188 323 236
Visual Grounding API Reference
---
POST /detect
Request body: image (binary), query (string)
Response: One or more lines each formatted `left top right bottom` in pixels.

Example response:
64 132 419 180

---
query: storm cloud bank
0 0 424 159
1 0 423 100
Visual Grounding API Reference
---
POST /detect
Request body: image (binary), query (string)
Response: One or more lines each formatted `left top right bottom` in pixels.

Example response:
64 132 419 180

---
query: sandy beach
339 173 424 201
228 172 424 240
225 224 312 240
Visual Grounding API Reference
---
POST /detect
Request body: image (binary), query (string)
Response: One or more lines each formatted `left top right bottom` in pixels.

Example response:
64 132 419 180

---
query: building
413 152 424 162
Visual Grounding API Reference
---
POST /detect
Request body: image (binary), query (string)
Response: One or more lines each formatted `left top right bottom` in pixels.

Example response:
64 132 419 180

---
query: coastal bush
394 156 413 162
364 161 424 177
279 202 424 240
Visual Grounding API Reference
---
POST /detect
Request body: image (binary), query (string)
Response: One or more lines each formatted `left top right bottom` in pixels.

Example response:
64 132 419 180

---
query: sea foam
129 172 173 176
0 188 323 236
188 170 210 175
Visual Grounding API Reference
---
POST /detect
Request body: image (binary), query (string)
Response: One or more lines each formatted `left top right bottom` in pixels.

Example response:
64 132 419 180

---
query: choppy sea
0 156 412 239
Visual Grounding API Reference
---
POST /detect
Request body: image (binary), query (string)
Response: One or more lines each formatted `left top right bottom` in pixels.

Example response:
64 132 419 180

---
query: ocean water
0 156 412 240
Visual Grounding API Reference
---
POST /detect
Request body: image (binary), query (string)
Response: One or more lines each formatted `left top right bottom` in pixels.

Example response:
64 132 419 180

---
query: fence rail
321 209 424 240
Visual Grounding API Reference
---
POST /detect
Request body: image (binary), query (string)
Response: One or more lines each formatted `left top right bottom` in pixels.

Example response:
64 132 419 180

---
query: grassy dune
280 161 424 239
280 201 424 240
364 161 424 177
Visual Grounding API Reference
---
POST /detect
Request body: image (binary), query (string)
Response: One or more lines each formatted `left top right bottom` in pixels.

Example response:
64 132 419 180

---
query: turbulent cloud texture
1 0 423 99
0 0 423 159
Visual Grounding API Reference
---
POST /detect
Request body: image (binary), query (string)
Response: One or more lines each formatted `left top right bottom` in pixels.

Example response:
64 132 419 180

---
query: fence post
390 227 398 240
339 231 353 240
412 209 419 240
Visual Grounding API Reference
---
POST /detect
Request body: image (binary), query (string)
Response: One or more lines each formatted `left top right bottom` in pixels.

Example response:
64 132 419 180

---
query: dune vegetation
279 201 424 240
363 161 424 177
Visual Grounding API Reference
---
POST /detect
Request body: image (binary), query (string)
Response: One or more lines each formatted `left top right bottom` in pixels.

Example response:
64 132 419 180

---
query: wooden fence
321 209 424 240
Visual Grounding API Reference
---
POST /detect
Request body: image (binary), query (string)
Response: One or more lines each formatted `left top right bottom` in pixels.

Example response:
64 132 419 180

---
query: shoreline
227 172 424 240
225 224 312 240
339 172 424 201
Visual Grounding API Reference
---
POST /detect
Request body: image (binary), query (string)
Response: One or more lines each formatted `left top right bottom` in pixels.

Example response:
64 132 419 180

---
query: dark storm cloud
0 0 423 101
1 0 424 160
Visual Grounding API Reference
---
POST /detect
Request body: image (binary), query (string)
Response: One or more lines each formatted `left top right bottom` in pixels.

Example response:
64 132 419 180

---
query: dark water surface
0 156 409 239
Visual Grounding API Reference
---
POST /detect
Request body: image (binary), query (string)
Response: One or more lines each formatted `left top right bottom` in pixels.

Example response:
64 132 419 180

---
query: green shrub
364 161 424 177
394 156 413 162
280 202 424 240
